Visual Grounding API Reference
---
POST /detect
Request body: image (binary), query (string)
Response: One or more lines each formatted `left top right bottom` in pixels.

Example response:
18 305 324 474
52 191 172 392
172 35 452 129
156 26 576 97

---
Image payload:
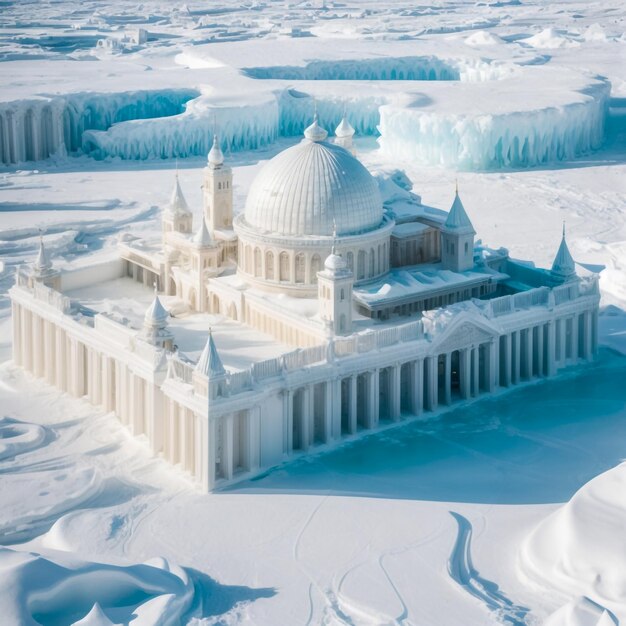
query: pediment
430 315 497 354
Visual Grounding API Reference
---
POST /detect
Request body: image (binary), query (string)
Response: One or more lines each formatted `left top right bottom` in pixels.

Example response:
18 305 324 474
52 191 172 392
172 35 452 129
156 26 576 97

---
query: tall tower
162 174 192 235
203 135 233 232
334 116 355 154
550 224 577 285
317 242 353 336
441 186 476 273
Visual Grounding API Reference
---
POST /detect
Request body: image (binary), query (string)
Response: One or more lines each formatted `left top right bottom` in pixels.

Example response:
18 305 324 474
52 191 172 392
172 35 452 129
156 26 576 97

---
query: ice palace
9 114 600 491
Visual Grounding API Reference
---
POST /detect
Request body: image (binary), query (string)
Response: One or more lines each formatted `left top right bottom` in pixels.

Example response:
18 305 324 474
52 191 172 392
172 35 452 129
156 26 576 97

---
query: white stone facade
9 118 601 491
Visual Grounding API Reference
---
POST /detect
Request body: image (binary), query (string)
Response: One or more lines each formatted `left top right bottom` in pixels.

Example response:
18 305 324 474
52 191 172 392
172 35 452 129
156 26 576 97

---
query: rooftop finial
562 220 566 238
332 218 338 254
455 178 459 196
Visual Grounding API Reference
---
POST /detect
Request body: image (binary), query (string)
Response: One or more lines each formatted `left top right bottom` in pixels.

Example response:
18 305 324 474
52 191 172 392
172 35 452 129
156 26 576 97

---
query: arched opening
189 289 197 310
295 253 305 284
346 251 354 271
357 250 366 280
279 252 290 282
369 249 375 276
311 254 321 283
266 251 275 280
169 276 177 296
254 247 262 277
229 303 238 321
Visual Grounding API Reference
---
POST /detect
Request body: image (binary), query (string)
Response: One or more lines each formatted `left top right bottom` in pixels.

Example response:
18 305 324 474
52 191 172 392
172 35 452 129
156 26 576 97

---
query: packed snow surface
1 0 626 624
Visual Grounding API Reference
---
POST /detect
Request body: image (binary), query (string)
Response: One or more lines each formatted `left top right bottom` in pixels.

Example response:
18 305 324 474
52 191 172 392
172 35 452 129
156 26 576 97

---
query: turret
162 174 192 235
317 229 353 335
141 292 174 350
193 329 227 399
203 135 233 233
441 186 476 273
550 224 577 284
30 236 61 289
334 116 355 154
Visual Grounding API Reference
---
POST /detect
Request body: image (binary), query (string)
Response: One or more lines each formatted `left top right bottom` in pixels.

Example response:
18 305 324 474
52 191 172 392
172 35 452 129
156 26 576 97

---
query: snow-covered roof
243 118 382 237
196 330 226 378
33 238 52 273
392 222 431 238
208 134 224 168
144 294 169 328
192 218 214 248
167 175 191 216
444 192 475 234
335 117 355 138
551 228 576 278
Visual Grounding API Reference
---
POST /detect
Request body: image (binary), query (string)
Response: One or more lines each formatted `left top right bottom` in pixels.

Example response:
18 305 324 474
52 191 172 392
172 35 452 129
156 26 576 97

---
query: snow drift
521 462 626 620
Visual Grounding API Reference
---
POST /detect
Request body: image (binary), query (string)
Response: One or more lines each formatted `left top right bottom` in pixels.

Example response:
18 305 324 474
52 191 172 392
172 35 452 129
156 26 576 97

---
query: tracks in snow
448 512 530 626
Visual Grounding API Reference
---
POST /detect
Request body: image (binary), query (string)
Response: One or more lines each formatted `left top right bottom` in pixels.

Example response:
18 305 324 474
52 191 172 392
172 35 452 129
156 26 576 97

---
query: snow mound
583 24 609 43
0 548 195 626
521 463 626 617
523 28 580 49
545 596 618 626
464 31 504 46
0 417 47 461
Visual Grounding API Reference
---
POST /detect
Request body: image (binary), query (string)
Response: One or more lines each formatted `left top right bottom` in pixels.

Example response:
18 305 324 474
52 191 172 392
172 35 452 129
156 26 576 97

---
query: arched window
266 251 275 280
254 247 262 277
218 182 222 190
369 249 375 276
340 314 346 332
357 250 366 280
340 288 345 301
311 254 321 283
347 251 354 271
245 245 252 274
279 252 290 281
295 253 305 283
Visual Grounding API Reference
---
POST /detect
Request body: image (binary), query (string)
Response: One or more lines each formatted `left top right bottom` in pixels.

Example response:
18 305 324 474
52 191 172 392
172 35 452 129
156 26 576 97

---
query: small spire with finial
562 220 566 238
455 178 459 196
332 218 338 254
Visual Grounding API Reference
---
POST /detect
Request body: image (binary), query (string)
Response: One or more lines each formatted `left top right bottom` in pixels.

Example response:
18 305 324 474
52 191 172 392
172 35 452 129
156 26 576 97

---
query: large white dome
244 122 383 237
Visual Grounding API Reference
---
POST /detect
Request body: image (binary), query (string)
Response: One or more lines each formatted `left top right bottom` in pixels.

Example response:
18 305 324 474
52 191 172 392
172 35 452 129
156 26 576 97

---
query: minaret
141 291 174 350
334 116 355 154
194 329 227 399
550 223 577 284
162 174 192 235
30 235 60 289
203 135 233 232
441 183 476 273
317 226 353 335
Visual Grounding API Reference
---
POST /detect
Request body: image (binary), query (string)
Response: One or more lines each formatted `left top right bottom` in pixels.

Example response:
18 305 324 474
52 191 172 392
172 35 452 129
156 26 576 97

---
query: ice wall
379 80 610 169
0 89 197 164
83 94 280 159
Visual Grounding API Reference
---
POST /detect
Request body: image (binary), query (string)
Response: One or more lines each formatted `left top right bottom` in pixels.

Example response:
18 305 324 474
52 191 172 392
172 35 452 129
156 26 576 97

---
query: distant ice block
0 89 197 164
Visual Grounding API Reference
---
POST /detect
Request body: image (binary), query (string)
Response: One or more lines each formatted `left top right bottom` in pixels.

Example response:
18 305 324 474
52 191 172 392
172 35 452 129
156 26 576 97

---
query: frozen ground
1 1 626 625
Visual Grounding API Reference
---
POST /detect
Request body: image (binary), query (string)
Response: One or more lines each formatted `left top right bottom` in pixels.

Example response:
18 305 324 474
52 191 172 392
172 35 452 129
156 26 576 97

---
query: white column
460 349 471 400
301 386 311 451
168 400 178 463
180 408 190 472
487 341 496 392
331 378 342 439
444 353 452 405
11 302 21 366
349 375 358 434
44 321 55 384
284 390 293 454
583 311 592 360
207 417 216 489
32 314 43 377
472 347 479 396
389 364 401 420
410 359 423 415
546 321 556 376
425 356 438 411
536 326 544 377
367 369 379 428
223 414 234 481
248 406 261 472
559 318 566 364
512 331 521 384
324 381 333 442
523 329 533 379
21 307 32 372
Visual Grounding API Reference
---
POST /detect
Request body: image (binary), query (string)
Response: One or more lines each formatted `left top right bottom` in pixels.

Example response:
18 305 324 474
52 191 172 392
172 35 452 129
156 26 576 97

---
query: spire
192 217 214 247
444 187 475 234
168 174 190 215
196 329 226 378
33 235 52 274
335 116 355 138
144 290 169 329
208 134 224 168
304 113 328 142
551 222 576 280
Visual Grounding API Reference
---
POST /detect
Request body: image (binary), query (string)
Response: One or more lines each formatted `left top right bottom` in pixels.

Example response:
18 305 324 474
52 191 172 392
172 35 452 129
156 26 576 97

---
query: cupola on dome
243 119 382 237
